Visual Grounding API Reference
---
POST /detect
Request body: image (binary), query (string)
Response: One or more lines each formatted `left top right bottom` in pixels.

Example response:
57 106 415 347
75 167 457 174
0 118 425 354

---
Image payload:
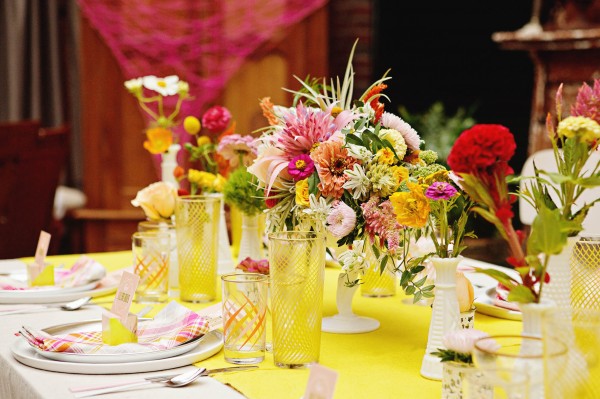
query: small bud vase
161 144 180 188
237 213 263 264
206 193 235 275
421 256 461 380
541 235 578 308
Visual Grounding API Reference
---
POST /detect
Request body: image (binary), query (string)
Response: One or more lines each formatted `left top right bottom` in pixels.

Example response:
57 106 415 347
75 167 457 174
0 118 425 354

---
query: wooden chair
0 121 69 258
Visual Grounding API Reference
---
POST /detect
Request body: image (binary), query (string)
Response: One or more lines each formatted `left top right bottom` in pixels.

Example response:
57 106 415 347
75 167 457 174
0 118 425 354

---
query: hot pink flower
326 201 357 238
202 106 232 133
425 182 457 201
288 154 315 181
236 257 269 275
276 103 336 159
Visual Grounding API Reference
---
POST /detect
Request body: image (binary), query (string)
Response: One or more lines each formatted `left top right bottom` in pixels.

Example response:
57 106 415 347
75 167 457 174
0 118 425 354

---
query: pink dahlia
288 154 315 181
425 182 457 201
276 103 336 159
361 197 402 254
326 201 357 238
380 112 421 151
217 134 258 168
202 105 232 133
311 140 359 199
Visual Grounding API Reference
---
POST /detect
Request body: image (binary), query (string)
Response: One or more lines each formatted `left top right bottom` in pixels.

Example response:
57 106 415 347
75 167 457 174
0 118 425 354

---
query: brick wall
328 0 374 97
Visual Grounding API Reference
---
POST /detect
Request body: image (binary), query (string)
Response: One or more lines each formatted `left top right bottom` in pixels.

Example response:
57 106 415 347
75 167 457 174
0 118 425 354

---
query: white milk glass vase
237 213 262 264
161 143 181 188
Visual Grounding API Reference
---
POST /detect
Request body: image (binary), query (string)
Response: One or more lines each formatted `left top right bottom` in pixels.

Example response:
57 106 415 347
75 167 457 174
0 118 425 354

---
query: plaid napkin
0 256 105 290
21 301 209 354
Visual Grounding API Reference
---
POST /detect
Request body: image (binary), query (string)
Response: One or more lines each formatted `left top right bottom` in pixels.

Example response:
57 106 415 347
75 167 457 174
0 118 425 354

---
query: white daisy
142 75 180 96
124 78 143 94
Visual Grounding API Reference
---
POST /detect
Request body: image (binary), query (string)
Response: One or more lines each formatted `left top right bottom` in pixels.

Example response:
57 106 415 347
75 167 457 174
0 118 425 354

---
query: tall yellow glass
175 195 220 302
268 231 325 368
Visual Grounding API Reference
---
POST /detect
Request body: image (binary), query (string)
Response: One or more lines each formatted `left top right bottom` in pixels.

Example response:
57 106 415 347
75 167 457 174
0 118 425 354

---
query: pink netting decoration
77 0 327 165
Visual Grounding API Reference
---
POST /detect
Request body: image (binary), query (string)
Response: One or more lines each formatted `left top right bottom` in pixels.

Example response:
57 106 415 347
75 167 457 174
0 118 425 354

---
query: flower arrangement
248 42 449 299
174 106 237 195
432 329 490 364
527 80 600 236
131 181 178 221
124 75 190 154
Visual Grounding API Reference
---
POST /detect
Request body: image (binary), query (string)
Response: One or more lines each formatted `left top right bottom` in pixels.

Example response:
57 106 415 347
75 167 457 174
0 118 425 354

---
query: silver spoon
73 368 207 398
0 296 92 316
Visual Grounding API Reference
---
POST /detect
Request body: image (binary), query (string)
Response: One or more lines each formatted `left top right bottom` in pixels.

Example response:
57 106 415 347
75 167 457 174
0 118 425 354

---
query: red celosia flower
177 188 190 196
447 124 516 176
495 204 514 224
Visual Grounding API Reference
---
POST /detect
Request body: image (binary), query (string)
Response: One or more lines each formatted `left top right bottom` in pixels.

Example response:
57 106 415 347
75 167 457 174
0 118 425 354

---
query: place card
303 364 338 399
102 271 140 345
27 231 54 286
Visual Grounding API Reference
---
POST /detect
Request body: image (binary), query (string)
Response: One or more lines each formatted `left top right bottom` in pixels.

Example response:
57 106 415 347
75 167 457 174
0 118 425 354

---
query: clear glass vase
138 220 178 296
175 195 220 302
268 231 325 368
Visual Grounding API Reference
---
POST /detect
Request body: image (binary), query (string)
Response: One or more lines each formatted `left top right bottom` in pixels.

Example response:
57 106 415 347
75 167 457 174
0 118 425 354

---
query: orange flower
143 127 173 154
362 83 387 123
312 140 359 199
259 97 279 126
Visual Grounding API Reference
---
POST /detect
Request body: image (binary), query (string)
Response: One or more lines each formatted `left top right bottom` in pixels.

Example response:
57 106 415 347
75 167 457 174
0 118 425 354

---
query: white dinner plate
0 280 105 304
28 319 203 364
459 257 522 321
11 330 223 374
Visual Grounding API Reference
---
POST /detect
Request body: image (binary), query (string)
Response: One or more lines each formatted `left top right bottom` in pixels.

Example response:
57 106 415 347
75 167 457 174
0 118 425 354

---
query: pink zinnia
380 112 421 151
361 197 402 253
288 154 315 181
276 103 336 159
202 105 232 133
425 182 457 201
236 257 269 275
326 201 357 238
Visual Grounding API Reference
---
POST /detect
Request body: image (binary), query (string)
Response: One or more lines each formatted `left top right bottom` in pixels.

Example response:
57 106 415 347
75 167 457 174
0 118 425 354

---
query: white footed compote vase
237 213 263 264
421 256 461 380
161 143 181 188
541 235 578 308
321 269 380 334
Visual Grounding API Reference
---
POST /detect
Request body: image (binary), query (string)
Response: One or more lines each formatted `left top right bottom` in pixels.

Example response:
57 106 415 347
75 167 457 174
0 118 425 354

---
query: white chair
519 149 600 234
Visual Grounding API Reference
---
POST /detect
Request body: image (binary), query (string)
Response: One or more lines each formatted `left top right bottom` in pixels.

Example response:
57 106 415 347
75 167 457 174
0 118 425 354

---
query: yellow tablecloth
43 251 520 399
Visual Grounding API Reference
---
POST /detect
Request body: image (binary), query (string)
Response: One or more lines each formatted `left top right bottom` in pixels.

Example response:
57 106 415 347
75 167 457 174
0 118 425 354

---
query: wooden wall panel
76 6 328 253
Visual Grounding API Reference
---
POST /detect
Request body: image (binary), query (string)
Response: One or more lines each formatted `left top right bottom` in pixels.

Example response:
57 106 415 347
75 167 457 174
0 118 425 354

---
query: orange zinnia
143 127 173 154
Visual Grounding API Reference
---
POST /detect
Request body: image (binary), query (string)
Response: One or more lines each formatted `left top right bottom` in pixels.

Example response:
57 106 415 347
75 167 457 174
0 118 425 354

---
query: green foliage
223 168 265 216
399 102 476 162
431 348 472 364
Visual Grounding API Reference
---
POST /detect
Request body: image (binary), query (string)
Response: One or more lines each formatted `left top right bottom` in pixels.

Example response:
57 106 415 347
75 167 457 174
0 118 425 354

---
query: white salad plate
26 319 203 364
460 257 522 321
12 329 223 374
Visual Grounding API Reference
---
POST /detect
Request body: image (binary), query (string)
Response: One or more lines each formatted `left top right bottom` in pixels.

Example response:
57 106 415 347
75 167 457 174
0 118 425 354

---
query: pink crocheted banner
77 0 327 120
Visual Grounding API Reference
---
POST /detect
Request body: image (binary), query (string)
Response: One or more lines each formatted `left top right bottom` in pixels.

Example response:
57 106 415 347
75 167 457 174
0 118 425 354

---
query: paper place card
28 231 54 286
101 271 140 345
303 364 338 399
111 271 139 323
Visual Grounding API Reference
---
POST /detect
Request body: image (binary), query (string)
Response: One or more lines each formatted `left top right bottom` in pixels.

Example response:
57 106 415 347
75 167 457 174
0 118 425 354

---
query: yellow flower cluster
188 169 226 193
557 116 600 145
295 179 310 206
389 181 430 228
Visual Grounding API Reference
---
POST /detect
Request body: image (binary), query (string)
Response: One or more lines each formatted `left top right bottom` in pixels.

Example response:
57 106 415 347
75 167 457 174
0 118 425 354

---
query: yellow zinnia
376 148 395 165
143 127 173 154
295 179 310 207
389 182 430 228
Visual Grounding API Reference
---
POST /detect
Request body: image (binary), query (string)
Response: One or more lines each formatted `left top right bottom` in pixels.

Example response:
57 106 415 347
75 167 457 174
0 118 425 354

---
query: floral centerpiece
248 42 446 299
124 75 190 154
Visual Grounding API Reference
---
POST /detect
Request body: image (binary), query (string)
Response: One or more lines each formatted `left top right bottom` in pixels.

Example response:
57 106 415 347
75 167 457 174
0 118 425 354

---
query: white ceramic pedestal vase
421 256 461 380
207 193 235 275
540 236 578 308
321 270 380 334
161 144 181 188
237 213 263 264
